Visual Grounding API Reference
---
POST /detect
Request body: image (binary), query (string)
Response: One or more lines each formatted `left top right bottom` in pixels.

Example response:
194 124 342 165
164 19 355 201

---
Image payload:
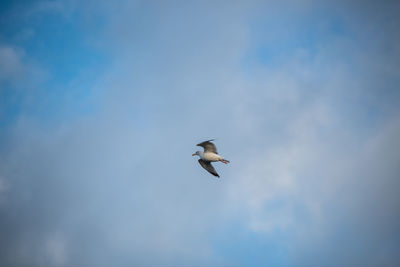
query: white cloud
226 88 400 265
0 43 47 89
0 45 25 84
45 232 68 267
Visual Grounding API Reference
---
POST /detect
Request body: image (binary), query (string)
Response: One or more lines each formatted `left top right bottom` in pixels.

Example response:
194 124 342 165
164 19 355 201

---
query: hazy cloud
0 45 26 84
0 0 399 266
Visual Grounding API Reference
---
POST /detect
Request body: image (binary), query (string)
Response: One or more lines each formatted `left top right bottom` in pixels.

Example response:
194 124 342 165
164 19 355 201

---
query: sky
0 0 399 266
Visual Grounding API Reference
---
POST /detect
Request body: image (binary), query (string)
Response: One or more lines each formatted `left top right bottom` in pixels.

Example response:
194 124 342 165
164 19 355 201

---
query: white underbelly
203 152 221 162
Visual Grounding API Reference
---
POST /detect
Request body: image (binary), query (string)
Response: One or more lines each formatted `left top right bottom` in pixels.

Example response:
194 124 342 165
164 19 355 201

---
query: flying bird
192 139 230 178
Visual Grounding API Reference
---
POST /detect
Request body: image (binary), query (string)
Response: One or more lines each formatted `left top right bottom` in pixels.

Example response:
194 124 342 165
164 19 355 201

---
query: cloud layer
0 1 399 266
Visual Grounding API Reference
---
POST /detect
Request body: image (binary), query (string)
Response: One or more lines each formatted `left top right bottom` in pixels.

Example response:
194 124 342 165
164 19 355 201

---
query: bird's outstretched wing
198 159 219 177
197 139 218 154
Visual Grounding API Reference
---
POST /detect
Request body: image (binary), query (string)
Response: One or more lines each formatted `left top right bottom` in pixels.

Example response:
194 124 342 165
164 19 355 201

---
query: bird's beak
192 153 196 156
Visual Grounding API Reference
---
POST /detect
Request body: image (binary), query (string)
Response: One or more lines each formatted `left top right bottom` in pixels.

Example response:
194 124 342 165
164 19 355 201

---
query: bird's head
192 151 200 157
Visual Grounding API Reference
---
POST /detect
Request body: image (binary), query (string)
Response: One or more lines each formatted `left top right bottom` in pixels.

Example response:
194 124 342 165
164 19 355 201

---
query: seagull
192 139 230 178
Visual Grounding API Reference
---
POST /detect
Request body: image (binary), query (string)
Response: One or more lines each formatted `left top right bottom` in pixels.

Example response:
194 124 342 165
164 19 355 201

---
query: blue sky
0 1 400 266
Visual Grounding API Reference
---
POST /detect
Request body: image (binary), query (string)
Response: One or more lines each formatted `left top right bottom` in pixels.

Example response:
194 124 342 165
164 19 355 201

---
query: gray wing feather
197 139 218 154
198 159 220 177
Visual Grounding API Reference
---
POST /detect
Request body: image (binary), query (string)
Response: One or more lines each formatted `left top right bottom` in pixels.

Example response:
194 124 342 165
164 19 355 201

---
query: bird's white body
195 151 224 162
203 152 223 162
